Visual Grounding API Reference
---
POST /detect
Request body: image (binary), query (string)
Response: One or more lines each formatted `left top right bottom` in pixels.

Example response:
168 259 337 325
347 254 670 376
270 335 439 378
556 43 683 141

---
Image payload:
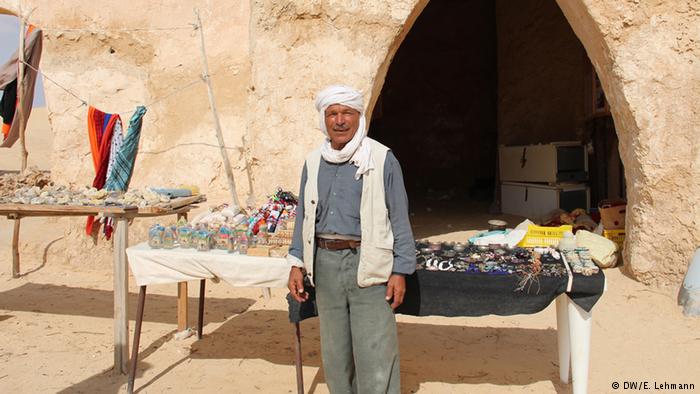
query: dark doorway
369 0 498 205
370 0 622 235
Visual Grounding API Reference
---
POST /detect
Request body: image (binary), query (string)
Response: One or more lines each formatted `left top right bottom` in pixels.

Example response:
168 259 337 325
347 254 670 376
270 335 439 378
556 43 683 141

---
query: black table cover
287 270 604 323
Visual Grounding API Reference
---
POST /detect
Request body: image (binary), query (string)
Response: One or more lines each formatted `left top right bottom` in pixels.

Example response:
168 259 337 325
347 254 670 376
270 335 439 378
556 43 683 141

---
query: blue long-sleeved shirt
288 151 416 275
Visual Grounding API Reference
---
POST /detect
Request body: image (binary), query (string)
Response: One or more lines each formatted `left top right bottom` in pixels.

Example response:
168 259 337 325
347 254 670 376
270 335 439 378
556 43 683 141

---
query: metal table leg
127 285 147 394
198 279 206 339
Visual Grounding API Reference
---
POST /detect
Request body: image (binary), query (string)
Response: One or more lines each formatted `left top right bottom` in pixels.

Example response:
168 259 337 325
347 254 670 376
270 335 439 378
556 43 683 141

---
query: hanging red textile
85 106 121 237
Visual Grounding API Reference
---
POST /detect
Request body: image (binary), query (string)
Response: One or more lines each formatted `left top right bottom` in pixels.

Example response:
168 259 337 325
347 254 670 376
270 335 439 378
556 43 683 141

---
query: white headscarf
315 85 373 180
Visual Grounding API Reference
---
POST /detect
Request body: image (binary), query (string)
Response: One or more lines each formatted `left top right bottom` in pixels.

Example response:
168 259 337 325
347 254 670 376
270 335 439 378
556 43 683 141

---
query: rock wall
556 0 700 284
246 0 426 197
1 0 252 201
0 0 698 284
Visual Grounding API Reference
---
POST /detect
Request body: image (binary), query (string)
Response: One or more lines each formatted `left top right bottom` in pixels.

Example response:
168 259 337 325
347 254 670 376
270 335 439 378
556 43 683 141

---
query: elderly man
287 85 416 393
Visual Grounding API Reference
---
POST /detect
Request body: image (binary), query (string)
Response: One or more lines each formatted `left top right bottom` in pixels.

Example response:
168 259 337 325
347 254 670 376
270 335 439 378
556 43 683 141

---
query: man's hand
385 274 406 309
288 266 309 303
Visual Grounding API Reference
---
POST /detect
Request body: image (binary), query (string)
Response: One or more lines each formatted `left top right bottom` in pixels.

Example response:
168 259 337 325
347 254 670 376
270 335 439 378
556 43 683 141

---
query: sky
0 14 46 107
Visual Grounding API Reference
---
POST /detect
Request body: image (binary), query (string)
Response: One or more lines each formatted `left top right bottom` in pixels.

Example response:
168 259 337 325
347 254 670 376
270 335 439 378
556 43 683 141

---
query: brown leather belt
315 237 361 250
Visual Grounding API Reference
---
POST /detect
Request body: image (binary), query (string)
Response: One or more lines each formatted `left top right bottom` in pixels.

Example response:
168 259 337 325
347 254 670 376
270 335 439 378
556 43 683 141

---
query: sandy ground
0 204 698 394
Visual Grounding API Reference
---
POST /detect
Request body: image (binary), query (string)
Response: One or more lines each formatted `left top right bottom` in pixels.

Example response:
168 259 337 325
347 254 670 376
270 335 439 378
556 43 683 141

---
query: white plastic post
556 294 570 383
568 296 592 394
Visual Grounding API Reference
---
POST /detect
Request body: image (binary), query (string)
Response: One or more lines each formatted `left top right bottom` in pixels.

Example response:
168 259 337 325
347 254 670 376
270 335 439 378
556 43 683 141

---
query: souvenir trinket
148 224 165 249
238 232 249 254
162 226 176 249
195 230 212 252
177 225 193 248
216 226 232 250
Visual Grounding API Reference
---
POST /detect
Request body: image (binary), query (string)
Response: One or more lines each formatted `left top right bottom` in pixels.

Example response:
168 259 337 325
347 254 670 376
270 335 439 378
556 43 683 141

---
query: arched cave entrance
369 0 625 238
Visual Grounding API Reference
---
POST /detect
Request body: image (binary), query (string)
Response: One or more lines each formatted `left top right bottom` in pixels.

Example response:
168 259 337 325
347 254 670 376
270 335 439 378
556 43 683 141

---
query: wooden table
0 197 205 374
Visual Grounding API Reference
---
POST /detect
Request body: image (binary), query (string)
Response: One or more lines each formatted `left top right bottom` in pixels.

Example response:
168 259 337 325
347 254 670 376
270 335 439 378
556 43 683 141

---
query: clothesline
20 60 207 117
37 25 197 33
140 142 245 155
18 14 197 34
22 61 246 156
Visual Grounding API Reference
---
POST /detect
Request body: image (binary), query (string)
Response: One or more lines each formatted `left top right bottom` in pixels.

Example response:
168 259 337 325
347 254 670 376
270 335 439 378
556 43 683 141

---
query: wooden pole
176 212 189 333
127 285 147 394
113 217 129 374
194 9 240 207
177 281 188 332
295 322 304 394
11 215 21 278
17 2 28 173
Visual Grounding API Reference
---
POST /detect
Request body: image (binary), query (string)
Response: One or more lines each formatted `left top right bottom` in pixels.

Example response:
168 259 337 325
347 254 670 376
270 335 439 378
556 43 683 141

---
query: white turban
314 85 373 180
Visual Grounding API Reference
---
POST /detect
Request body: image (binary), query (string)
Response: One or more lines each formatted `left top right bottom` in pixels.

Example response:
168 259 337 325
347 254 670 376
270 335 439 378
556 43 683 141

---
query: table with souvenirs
124 188 607 394
124 189 299 393
288 236 606 394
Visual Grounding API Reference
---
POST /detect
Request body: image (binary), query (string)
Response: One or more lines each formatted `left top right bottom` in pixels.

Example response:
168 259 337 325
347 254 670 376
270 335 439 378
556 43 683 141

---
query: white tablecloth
126 243 289 288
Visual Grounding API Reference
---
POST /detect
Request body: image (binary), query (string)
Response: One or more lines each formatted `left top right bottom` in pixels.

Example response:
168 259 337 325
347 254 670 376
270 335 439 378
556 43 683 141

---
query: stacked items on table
539 202 624 267
416 216 608 292
0 175 202 209
414 241 569 293
245 189 297 234
541 208 598 232
0 169 51 197
415 241 568 277
147 188 298 258
413 236 601 293
468 220 604 274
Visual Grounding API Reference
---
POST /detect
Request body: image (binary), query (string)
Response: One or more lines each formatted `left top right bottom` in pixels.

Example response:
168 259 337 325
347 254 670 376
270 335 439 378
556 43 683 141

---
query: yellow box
518 224 573 247
603 229 625 250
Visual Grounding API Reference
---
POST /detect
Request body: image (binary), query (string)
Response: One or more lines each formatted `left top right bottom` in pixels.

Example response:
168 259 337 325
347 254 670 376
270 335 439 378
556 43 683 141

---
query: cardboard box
599 199 626 229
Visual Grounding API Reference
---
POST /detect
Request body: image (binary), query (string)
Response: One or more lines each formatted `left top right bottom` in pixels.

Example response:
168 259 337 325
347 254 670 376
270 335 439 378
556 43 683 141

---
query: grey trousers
314 247 400 394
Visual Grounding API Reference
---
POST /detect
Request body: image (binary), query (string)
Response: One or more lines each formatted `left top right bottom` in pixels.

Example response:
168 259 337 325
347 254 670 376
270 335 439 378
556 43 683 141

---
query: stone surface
0 0 697 284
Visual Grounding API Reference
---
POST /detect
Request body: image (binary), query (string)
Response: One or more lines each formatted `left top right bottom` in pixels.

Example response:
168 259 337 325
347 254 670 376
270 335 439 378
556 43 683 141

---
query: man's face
324 104 361 149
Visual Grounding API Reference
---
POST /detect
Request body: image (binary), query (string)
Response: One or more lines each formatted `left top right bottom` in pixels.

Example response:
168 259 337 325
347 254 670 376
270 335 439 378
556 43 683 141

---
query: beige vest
302 138 394 287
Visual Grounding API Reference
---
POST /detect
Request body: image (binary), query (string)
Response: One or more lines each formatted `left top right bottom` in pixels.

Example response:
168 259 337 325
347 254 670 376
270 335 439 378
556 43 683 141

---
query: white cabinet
501 181 590 220
499 142 588 184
